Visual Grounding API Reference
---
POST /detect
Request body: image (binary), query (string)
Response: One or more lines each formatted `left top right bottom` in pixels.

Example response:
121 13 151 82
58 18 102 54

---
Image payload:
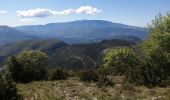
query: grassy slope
17 78 170 100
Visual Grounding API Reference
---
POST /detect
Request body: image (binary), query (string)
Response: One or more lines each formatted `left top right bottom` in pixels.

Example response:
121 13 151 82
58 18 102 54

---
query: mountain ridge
0 26 38 46
0 20 148 46
15 20 148 44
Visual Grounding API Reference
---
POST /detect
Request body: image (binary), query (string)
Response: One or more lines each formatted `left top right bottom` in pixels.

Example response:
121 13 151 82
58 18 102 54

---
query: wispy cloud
16 6 102 18
20 18 36 23
0 10 7 15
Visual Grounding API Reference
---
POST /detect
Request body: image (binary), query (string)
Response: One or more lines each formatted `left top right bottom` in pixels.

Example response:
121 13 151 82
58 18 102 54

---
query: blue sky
0 0 170 27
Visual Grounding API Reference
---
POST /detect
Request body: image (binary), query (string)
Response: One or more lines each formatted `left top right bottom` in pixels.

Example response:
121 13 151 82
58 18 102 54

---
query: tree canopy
143 13 170 75
144 13 170 54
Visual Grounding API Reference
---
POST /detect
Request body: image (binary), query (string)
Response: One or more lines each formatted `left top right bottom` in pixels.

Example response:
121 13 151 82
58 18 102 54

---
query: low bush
96 74 115 87
6 51 48 83
79 69 99 82
0 74 21 100
68 70 80 77
126 49 169 87
46 68 68 80
103 48 140 75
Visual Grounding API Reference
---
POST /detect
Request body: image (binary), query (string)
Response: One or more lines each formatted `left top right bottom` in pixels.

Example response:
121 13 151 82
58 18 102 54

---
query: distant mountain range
15 20 148 44
0 20 148 45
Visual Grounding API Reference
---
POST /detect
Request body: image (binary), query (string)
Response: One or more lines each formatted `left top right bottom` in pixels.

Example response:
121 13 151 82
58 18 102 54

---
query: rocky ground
17 77 170 100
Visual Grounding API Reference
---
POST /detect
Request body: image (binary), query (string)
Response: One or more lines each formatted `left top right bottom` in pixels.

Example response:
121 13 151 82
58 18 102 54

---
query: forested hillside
0 38 137 69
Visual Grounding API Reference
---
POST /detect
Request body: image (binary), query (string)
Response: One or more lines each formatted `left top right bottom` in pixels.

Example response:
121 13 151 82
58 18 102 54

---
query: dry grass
17 77 170 100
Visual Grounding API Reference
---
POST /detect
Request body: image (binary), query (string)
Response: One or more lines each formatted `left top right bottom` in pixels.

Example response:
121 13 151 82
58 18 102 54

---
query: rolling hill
0 38 138 69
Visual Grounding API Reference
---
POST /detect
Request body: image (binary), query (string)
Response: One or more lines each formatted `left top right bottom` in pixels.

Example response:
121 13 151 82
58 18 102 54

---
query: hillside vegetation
0 38 137 69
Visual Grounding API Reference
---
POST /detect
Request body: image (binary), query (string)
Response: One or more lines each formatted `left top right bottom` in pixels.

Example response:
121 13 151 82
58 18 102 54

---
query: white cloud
20 18 36 23
55 9 75 15
0 10 7 15
17 6 101 18
76 6 101 14
17 8 55 18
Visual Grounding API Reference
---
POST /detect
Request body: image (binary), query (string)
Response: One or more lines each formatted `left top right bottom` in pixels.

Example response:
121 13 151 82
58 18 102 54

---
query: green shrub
143 13 170 54
0 74 21 100
6 57 23 83
126 48 169 87
46 68 68 80
97 67 110 76
79 69 99 82
6 50 48 83
97 74 115 87
103 48 140 75
125 63 143 86
68 70 80 77
142 62 168 87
